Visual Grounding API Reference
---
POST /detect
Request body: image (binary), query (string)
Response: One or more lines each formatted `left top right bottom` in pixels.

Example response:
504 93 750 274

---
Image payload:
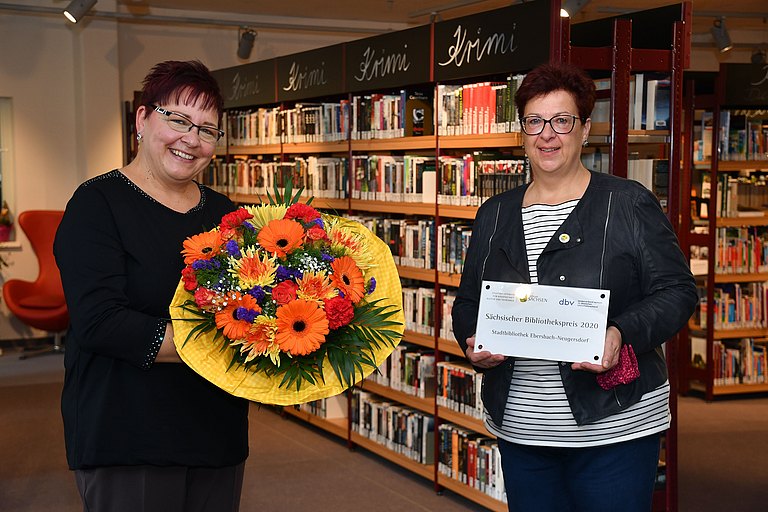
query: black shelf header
276 44 345 102
723 64 768 107
345 25 432 93
212 59 276 108
433 0 551 82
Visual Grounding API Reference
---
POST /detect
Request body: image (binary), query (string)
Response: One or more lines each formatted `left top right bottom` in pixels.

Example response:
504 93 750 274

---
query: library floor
1 344 767 512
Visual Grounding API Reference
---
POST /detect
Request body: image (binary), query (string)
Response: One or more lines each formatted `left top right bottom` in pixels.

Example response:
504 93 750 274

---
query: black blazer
452 171 697 426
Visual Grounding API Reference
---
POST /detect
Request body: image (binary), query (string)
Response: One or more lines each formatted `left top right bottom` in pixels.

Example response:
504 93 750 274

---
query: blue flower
225 239 241 257
192 259 221 270
249 286 266 303
368 277 377 295
235 307 259 323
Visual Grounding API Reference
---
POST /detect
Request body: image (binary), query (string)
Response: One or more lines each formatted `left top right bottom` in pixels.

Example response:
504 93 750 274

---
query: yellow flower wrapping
169 217 404 405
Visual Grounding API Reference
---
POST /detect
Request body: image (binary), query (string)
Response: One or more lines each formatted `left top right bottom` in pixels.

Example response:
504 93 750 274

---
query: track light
710 17 733 53
63 0 97 24
560 0 591 18
237 28 256 60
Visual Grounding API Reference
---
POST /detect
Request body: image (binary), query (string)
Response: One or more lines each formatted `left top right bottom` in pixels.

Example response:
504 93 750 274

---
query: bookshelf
201 2 691 510
680 65 768 402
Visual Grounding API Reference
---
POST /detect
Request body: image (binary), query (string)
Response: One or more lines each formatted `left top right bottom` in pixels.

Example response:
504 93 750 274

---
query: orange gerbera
182 231 223 264
215 292 262 341
275 299 329 356
257 218 305 258
297 271 336 303
330 256 366 303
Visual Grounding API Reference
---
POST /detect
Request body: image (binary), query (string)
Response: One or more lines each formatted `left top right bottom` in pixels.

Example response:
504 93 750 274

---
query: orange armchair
3 210 69 359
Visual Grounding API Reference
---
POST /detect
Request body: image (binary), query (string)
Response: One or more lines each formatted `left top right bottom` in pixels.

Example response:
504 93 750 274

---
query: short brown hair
515 62 596 122
139 60 224 123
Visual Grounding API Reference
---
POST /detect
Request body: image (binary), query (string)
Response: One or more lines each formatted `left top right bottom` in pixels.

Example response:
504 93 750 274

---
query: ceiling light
561 0 591 18
237 28 256 60
710 17 733 53
63 0 97 24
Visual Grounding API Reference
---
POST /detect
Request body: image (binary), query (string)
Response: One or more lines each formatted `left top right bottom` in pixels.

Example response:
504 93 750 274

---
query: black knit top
54 170 249 470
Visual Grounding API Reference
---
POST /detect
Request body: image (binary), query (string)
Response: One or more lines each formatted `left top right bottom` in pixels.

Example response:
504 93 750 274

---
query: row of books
280 102 348 143
351 388 435 465
592 74 670 131
436 76 525 136
438 154 529 206
351 90 434 139
716 174 768 217
369 345 436 399
712 339 767 386
714 110 768 162
437 360 484 420
437 221 472 275
714 226 768 274
403 286 436 336
291 395 347 419
351 155 436 203
350 215 435 269
203 156 348 199
224 107 281 146
437 424 506 503
698 282 768 330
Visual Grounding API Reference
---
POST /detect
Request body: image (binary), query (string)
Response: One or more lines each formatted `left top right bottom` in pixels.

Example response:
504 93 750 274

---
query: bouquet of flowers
170 186 404 405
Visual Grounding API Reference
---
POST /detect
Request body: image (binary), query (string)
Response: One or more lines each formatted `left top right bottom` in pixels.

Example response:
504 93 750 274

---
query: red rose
285 203 320 223
325 296 355 329
306 225 328 241
219 208 253 239
194 287 217 310
272 280 299 306
182 266 198 291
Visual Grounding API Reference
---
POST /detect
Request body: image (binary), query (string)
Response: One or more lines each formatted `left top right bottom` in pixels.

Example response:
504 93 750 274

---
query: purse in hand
596 344 640 391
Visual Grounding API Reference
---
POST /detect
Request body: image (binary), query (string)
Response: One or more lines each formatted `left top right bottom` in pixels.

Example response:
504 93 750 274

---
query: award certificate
474 281 610 364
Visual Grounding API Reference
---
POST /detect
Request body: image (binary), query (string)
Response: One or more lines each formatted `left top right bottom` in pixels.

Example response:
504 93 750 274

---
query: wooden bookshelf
281 407 348 439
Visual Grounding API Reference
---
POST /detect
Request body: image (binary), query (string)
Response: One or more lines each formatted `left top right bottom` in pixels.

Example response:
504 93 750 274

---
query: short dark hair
139 60 224 123
515 62 596 122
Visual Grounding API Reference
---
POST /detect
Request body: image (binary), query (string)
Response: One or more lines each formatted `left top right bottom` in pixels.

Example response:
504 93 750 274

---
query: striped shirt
485 200 670 447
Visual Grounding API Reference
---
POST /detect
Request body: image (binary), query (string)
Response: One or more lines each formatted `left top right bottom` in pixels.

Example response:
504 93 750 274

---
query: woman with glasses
54 60 248 512
452 62 696 511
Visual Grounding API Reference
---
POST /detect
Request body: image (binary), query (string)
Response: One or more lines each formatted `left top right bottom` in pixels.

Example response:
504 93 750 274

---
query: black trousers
74 462 245 512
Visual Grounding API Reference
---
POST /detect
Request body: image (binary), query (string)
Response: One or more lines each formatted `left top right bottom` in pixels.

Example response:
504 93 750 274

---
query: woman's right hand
465 335 506 369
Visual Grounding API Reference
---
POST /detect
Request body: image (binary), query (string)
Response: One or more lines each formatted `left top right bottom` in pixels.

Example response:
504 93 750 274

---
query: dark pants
74 462 245 512
498 434 661 512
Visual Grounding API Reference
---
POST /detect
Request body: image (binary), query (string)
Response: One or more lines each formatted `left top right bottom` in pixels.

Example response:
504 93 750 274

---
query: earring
582 139 588 147
136 132 143 143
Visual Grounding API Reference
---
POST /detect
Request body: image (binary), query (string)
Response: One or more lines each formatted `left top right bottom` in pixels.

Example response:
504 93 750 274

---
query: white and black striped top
484 200 670 447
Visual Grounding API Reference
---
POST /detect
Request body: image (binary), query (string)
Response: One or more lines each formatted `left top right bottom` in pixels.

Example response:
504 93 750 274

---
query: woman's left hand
571 326 622 373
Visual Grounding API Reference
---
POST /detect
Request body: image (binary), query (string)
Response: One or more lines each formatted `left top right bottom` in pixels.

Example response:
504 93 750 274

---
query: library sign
723 63 768 106
276 44 345 102
433 1 551 82
345 25 431 93
213 59 276 109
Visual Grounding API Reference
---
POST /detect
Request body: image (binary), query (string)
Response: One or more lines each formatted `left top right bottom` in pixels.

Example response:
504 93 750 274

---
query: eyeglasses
520 114 581 135
150 105 224 144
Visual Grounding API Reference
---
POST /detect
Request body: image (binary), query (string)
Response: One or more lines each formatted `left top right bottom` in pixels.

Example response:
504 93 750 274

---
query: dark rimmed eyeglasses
520 114 583 135
151 105 224 144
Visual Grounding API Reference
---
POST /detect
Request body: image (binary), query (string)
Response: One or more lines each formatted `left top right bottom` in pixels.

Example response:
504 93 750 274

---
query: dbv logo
559 298 574 306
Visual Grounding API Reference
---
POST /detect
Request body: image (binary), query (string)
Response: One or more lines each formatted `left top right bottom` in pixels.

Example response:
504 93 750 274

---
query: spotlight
710 17 733 53
63 0 97 24
752 50 767 64
560 0 591 18
237 28 256 60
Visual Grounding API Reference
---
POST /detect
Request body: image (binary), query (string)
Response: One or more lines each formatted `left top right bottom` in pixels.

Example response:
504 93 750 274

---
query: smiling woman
53 60 249 512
